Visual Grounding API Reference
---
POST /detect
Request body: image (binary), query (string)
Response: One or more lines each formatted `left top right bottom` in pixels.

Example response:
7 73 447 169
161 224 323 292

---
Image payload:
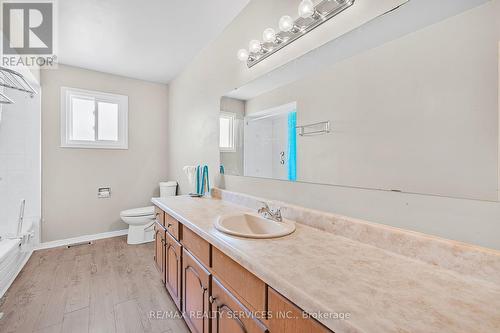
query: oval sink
215 213 296 239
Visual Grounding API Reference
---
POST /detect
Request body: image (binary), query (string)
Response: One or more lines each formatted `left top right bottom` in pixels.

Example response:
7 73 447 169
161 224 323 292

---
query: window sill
60 143 128 150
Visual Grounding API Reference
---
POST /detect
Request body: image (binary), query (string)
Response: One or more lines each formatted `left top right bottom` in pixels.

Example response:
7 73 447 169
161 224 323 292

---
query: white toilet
120 181 177 244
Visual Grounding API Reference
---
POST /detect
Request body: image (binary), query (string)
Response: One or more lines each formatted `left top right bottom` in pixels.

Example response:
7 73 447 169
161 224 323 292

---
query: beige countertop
152 194 500 333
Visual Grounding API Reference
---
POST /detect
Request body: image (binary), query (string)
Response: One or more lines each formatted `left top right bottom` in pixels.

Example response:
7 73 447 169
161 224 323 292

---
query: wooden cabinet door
182 248 210 333
165 230 182 310
154 223 165 283
268 287 332 333
211 277 269 333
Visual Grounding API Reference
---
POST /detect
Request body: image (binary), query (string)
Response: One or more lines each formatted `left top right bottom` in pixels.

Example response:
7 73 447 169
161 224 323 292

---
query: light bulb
279 15 294 32
249 40 262 53
262 28 276 43
298 0 315 18
237 49 249 62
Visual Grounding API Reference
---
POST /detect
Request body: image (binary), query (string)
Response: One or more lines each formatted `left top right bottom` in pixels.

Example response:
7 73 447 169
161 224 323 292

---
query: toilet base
127 223 155 245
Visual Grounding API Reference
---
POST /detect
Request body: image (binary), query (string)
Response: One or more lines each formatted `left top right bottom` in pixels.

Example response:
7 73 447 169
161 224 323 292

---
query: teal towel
196 165 210 195
202 165 210 194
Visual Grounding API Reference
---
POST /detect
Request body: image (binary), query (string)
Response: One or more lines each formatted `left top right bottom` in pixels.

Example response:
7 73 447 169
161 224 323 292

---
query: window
219 112 235 152
61 87 128 149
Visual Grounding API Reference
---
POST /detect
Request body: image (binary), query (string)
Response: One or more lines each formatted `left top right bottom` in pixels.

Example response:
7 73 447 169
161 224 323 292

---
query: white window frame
219 112 236 152
60 87 128 149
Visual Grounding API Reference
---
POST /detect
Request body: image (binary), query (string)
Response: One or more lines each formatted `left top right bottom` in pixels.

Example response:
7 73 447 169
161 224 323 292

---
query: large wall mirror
220 0 499 202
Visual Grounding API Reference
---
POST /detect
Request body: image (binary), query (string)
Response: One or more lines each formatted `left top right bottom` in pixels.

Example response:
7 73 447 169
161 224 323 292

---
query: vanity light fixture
262 28 277 43
279 15 294 32
249 39 262 53
237 49 250 62
298 0 315 18
237 0 355 68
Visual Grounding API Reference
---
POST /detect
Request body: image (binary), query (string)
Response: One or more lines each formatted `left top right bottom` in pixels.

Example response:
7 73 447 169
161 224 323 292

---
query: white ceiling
57 0 249 83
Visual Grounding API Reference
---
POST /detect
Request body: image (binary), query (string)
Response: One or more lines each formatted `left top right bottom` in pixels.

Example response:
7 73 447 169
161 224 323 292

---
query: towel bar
296 121 330 136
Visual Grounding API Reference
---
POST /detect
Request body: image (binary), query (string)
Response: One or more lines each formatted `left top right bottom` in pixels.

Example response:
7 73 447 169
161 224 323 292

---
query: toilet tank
160 181 177 197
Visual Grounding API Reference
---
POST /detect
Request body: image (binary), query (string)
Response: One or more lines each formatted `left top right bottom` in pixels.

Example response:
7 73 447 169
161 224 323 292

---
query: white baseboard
36 229 128 250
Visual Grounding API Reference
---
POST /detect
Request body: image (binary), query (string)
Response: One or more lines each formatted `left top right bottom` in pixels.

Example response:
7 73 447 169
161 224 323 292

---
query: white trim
0 250 33 298
219 112 236 152
36 229 128 250
245 102 297 122
60 87 129 150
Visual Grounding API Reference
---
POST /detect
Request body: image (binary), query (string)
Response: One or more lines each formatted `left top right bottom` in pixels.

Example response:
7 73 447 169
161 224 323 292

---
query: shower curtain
287 112 297 181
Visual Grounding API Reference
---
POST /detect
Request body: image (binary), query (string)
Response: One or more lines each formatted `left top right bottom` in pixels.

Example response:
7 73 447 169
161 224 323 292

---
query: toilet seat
120 206 155 218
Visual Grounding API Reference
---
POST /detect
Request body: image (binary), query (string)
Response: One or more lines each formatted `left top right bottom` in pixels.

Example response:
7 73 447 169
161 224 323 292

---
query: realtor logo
1 0 57 67
2 1 53 54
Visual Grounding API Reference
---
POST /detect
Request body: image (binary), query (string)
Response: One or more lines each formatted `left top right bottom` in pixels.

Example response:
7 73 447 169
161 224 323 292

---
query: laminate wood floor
0 236 190 333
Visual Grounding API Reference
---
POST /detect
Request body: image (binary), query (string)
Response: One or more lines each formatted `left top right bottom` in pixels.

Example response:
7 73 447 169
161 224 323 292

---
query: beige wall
167 0 500 250
41 65 169 242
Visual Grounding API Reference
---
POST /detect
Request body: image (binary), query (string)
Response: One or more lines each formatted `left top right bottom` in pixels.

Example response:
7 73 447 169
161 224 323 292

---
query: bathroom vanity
152 199 329 333
152 190 500 333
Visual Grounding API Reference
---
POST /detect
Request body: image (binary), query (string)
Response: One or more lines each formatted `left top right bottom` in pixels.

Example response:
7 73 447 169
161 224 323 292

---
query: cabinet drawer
268 287 332 333
154 206 165 226
212 247 266 313
211 277 269 333
165 214 180 240
181 227 211 268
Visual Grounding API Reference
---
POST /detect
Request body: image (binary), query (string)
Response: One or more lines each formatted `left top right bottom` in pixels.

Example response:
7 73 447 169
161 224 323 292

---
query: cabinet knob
209 296 216 304
167 223 173 228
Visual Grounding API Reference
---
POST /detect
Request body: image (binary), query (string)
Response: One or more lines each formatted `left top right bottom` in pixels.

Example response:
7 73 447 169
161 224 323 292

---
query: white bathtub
0 218 36 297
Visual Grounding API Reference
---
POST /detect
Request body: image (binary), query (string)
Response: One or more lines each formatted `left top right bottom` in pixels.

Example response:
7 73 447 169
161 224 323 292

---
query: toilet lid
121 206 155 217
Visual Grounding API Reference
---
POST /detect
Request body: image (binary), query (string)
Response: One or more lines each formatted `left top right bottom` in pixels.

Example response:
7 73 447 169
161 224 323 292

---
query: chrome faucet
257 201 283 222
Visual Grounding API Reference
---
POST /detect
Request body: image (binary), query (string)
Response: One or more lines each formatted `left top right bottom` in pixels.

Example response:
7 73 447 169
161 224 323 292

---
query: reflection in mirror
220 98 297 181
220 1 500 202
244 102 297 181
219 98 244 176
